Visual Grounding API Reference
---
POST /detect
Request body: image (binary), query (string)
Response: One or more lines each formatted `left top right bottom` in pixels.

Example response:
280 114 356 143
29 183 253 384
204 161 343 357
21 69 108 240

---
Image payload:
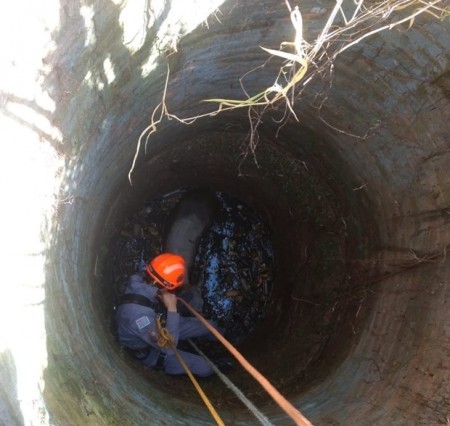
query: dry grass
129 0 449 181
203 0 449 146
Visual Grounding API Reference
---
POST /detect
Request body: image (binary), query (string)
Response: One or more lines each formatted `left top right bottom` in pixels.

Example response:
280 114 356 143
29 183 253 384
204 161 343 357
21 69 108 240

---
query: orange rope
176 297 313 426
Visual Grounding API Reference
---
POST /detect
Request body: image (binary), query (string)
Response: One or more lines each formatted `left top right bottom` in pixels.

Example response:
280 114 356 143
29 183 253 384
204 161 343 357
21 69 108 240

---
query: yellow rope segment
155 316 225 426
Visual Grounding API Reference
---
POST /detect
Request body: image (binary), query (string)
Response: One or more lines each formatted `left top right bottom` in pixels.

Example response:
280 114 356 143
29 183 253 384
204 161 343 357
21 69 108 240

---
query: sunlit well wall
1 0 449 425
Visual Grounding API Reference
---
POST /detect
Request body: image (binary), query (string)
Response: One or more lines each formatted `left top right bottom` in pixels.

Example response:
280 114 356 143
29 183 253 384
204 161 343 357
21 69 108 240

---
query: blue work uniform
116 274 218 377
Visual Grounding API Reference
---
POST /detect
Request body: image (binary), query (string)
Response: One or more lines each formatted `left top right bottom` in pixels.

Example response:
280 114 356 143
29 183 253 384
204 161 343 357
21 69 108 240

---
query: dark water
193 192 274 343
110 189 274 344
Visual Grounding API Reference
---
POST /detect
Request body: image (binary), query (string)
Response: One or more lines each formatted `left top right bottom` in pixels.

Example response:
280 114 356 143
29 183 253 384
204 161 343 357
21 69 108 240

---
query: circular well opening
95 119 377 411
39 2 449 424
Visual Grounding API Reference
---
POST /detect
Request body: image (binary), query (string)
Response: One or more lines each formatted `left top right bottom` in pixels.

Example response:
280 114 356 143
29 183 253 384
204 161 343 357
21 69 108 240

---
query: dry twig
130 0 449 179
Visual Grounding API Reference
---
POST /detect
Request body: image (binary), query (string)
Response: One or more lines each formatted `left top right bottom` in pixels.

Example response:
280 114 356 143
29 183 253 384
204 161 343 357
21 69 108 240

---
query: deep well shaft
1 1 449 425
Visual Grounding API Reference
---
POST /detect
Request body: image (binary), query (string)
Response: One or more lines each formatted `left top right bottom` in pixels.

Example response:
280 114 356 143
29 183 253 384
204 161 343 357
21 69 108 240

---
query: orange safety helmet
145 253 185 290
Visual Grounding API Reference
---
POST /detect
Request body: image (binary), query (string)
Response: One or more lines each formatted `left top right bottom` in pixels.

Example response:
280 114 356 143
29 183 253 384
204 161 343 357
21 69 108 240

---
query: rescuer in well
115 253 230 376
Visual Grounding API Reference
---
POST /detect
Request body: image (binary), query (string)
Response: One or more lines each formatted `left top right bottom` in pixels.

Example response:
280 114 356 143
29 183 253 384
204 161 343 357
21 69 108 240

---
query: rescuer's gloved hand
159 289 177 312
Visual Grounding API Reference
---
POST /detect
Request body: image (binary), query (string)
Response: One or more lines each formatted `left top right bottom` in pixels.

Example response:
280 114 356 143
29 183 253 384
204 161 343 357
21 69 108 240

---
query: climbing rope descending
188 338 274 426
177 298 313 426
155 317 225 426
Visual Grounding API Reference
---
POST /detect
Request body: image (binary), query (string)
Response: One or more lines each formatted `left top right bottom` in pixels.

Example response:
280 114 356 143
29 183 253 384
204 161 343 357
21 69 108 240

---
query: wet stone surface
110 189 274 343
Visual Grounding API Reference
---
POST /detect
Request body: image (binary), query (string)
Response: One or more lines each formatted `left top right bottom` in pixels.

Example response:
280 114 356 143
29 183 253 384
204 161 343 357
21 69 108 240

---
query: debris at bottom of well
109 189 274 345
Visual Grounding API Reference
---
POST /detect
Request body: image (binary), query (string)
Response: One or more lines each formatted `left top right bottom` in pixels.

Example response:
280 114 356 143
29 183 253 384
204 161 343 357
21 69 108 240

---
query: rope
188 339 274 426
155 317 225 426
155 315 174 348
176 298 313 426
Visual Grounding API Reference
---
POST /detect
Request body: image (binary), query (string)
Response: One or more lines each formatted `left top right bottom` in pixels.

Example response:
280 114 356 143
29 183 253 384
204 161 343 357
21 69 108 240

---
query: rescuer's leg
164 350 214 377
